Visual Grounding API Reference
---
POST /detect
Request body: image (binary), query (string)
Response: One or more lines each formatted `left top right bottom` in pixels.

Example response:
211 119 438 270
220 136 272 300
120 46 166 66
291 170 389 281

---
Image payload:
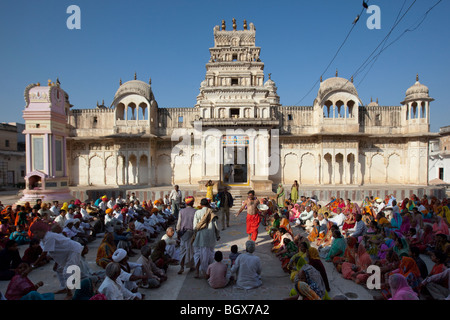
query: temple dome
401 75 433 104
113 80 152 103
405 80 429 100
316 77 359 105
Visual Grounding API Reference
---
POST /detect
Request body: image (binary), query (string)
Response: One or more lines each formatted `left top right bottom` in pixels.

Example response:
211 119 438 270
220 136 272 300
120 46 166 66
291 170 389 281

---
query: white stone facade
24 20 438 195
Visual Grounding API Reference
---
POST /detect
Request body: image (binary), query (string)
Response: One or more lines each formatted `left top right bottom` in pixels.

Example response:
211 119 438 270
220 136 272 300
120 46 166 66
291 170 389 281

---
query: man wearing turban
176 196 196 274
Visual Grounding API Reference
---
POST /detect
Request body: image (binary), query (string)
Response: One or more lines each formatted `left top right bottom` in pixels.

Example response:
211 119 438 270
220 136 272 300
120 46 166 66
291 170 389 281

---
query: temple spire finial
336 69 338 77
120 78 122 86
243 19 248 30
232 18 236 30
134 72 137 80
416 73 419 82
221 19 226 30
320 75 322 82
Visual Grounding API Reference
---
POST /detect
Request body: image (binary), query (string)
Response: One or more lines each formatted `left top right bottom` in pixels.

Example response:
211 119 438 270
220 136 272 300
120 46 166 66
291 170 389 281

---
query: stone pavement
0 194 381 300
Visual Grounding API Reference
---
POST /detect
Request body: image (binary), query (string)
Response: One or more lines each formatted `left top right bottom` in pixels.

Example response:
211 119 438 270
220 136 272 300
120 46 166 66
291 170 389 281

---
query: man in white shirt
98 262 142 300
295 206 314 226
374 198 385 214
346 214 367 238
112 248 146 295
54 209 67 229
231 240 262 290
169 185 182 220
50 201 59 219
30 221 83 300
116 194 126 207
107 197 116 209
329 208 346 228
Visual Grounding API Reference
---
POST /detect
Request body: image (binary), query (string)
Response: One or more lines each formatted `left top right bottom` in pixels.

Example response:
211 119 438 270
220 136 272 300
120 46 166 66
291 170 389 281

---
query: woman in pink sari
340 242 373 285
432 216 449 236
399 210 411 235
289 204 301 222
388 273 419 300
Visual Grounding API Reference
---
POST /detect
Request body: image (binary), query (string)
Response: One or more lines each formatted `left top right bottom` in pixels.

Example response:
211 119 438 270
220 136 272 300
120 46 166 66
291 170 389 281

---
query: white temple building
20 19 445 203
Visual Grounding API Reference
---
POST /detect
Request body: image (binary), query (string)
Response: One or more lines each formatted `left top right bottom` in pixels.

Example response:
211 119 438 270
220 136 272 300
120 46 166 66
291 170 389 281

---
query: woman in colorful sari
276 183 285 208
342 211 356 233
376 249 401 288
290 181 299 203
316 220 336 247
437 205 450 226
360 197 372 214
393 235 410 258
292 263 330 300
271 227 293 252
288 242 309 281
325 230 347 262
5 262 54 300
388 273 419 300
377 227 395 260
307 219 321 243
399 210 412 235
389 257 422 291
205 180 214 201
340 243 373 285
385 209 402 237
277 238 299 272
96 232 117 269
389 256 422 292
432 216 449 236
333 236 357 272
416 224 434 253
285 281 321 300
289 204 301 223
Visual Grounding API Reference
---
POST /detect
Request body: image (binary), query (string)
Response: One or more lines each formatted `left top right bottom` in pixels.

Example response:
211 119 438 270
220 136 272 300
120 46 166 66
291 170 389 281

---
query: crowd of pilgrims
0 185 449 301
265 182 450 300
0 193 182 300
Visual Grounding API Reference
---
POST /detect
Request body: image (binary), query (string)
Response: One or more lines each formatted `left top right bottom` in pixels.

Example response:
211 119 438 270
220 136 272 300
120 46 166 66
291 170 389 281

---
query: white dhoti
179 230 194 268
193 247 215 274
55 251 82 290
165 244 180 261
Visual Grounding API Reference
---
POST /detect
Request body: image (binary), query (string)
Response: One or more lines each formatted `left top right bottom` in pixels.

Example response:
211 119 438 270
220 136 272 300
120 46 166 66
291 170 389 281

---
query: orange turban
185 196 194 204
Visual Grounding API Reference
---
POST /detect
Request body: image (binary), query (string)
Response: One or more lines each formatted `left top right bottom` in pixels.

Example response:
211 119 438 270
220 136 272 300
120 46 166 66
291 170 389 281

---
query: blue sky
0 0 449 132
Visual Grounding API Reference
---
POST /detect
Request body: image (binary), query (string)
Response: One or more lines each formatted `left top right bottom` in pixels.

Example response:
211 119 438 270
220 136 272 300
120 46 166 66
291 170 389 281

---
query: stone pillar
25 134 32 174
63 137 67 177
44 133 50 175
51 134 56 177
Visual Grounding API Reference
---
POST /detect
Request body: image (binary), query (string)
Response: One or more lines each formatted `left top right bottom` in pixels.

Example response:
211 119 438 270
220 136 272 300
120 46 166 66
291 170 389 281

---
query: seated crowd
266 192 450 300
0 193 178 300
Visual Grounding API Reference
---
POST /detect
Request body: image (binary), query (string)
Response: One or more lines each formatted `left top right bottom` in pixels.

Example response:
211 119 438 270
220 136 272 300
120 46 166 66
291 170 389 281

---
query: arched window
116 103 125 120
323 100 332 118
421 101 426 118
127 103 137 120
139 103 148 120
347 100 355 118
